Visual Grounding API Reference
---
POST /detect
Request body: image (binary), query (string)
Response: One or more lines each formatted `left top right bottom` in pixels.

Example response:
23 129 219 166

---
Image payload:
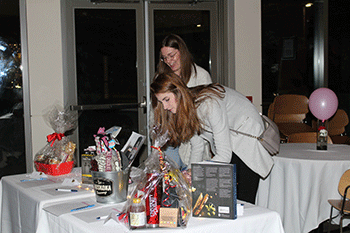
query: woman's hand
182 168 192 186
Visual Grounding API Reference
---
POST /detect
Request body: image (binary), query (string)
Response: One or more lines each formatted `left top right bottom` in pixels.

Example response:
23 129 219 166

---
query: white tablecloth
0 171 95 233
256 143 350 233
38 199 284 233
0 171 285 233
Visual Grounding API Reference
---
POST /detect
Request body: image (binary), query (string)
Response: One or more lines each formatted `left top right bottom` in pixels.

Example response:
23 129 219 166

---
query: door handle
70 96 147 111
139 96 147 109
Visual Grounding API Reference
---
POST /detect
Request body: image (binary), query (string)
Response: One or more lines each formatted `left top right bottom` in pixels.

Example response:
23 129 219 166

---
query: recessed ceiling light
305 3 313 7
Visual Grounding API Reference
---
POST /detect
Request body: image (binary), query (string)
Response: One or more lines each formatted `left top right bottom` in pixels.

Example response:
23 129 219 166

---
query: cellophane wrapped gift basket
116 128 192 230
34 105 78 176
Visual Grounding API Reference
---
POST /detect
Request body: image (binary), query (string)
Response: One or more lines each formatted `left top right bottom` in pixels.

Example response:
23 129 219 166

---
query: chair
287 132 333 144
269 94 314 137
272 94 309 123
327 169 350 233
330 135 350 145
328 109 349 136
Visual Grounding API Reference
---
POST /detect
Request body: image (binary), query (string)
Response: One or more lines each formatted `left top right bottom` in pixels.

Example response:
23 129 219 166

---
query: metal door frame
62 0 146 165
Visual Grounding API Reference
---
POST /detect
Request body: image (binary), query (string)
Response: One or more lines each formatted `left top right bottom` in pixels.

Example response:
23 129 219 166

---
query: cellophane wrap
116 129 192 230
34 105 78 168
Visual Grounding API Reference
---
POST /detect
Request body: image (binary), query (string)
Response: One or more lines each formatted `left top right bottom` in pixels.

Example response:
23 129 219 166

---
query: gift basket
34 105 78 176
116 128 192 230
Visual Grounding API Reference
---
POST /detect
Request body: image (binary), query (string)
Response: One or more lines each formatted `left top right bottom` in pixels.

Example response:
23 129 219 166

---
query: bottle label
130 211 146 227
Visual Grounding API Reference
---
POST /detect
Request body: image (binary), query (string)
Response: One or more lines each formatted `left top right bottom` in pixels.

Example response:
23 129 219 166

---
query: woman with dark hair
150 73 274 204
157 34 211 87
155 34 212 169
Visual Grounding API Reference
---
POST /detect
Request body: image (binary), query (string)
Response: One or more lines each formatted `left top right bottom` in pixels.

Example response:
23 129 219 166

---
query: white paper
62 178 81 186
41 186 89 196
72 206 121 223
43 198 99 216
26 171 48 179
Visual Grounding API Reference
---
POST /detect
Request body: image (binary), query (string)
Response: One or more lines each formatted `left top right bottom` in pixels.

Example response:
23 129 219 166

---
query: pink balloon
309 88 338 121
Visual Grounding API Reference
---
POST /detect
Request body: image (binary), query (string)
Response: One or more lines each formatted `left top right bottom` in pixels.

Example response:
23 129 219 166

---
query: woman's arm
188 134 205 165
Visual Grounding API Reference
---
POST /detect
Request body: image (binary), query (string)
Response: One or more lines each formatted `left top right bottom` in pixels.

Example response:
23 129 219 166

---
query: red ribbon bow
47 133 65 147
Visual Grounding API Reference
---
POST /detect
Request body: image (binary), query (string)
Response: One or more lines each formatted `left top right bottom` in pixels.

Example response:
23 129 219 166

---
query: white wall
24 0 262 170
26 0 64 171
233 0 262 111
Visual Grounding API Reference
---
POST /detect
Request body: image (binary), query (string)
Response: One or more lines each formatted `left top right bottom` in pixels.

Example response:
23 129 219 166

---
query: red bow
47 133 65 147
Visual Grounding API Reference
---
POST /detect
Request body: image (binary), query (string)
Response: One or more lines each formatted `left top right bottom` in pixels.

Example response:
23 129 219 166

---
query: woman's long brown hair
151 73 225 147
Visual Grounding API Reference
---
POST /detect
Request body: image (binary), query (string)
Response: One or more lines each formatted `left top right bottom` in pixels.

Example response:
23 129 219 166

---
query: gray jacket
182 86 274 178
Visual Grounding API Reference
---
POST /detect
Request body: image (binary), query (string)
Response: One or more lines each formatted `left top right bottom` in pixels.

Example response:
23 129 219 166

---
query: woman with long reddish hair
151 73 274 204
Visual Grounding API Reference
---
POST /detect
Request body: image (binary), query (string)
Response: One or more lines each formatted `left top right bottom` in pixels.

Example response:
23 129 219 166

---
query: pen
96 215 108 220
55 188 78 192
71 204 95 212
20 177 47 182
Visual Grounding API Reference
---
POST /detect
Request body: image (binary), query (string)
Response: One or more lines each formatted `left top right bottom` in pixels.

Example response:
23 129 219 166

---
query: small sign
159 207 178 228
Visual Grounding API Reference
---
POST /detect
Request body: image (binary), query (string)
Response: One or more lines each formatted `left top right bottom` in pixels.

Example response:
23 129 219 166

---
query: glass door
63 0 218 167
64 1 146 167
73 7 145 163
